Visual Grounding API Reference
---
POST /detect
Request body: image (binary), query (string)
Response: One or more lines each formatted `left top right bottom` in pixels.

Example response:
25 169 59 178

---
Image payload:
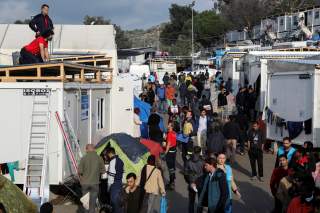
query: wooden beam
80 68 85 83
60 64 66 81
96 70 101 82
5 69 9 77
0 76 62 81
37 67 41 77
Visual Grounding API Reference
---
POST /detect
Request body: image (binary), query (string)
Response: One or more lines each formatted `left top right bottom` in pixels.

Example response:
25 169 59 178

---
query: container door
110 74 134 135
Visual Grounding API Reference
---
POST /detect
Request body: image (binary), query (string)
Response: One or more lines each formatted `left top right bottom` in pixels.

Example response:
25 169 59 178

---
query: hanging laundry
287 121 303 140
0 163 9 175
7 161 19 182
304 118 312 135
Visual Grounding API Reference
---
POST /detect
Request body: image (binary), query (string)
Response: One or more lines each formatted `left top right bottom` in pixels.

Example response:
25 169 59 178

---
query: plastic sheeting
140 139 163 158
0 175 37 213
134 96 151 123
95 134 150 181
95 133 148 164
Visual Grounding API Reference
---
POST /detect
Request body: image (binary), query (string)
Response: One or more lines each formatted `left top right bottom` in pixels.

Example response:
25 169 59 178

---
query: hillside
125 24 166 49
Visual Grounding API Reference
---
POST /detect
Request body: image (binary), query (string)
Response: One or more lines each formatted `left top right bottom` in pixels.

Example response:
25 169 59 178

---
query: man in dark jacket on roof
184 146 204 213
29 4 54 37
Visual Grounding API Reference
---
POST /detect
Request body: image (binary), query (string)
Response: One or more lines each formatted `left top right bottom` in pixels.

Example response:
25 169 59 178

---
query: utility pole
157 26 160 51
190 1 195 72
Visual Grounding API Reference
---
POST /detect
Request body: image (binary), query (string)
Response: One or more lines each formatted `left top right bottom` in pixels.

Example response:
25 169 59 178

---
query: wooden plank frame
50 54 107 62
0 62 112 83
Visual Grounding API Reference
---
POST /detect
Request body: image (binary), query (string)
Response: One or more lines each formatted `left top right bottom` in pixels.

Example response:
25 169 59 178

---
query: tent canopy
0 175 37 213
95 133 150 180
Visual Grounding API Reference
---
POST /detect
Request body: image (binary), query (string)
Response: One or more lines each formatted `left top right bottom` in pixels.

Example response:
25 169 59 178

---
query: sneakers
166 183 175 190
258 177 264 182
251 176 257 181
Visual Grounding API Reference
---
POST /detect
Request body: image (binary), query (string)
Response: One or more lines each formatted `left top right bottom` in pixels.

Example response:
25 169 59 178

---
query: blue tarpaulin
134 96 166 138
134 96 151 138
134 96 151 123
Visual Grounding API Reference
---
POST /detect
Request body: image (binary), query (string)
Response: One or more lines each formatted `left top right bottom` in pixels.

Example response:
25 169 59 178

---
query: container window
294 16 298 26
280 18 284 26
97 98 105 129
316 11 320 19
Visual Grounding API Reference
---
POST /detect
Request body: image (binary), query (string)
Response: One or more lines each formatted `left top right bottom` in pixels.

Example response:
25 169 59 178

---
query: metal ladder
23 95 50 205
64 112 83 162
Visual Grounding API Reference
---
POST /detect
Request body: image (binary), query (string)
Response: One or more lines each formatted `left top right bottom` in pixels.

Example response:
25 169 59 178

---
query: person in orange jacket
166 84 176 107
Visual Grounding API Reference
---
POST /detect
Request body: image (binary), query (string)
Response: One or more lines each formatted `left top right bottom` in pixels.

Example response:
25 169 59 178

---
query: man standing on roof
19 29 54 64
29 4 54 37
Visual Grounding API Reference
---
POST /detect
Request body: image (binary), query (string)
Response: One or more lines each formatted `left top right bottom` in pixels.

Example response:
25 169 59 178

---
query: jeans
81 184 99 213
197 130 207 154
19 48 43 65
225 199 232 213
188 187 197 213
158 99 166 113
147 194 160 213
248 149 263 177
110 183 123 213
226 139 237 163
182 140 194 164
180 94 187 106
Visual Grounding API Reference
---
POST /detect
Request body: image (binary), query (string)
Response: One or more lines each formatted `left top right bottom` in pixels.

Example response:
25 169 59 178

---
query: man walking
184 146 204 213
223 115 241 163
106 147 124 213
196 157 228 213
197 109 208 153
156 84 166 113
270 155 289 213
123 173 142 213
275 137 296 167
29 4 54 37
79 144 106 213
247 122 265 181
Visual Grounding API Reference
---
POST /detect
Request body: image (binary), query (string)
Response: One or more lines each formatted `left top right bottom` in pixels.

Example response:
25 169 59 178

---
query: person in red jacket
19 29 54 64
270 154 289 212
165 122 177 190
287 176 316 213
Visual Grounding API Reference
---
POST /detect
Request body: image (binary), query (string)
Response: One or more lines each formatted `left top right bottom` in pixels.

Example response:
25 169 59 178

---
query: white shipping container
0 82 114 185
265 60 320 147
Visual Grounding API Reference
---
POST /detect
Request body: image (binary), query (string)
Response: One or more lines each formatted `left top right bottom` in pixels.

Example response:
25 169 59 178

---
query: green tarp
0 175 37 213
96 138 150 181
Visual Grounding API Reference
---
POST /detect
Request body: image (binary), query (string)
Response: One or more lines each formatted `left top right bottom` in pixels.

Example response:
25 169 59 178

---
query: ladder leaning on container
23 94 51 205
55 111 80 176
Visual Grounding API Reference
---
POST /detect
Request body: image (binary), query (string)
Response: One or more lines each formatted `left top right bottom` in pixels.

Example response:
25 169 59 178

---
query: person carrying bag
140 155 166 213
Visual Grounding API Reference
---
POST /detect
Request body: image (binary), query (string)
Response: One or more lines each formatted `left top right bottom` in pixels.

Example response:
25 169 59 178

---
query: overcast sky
0 0 215 30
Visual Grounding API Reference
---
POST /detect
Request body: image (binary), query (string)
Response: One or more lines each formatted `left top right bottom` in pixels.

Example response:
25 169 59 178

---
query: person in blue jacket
194 157 228 213
156 84 166 113
275 137 296 168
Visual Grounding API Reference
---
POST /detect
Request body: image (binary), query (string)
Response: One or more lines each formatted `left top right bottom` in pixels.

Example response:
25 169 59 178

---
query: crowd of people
13 69 318 213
